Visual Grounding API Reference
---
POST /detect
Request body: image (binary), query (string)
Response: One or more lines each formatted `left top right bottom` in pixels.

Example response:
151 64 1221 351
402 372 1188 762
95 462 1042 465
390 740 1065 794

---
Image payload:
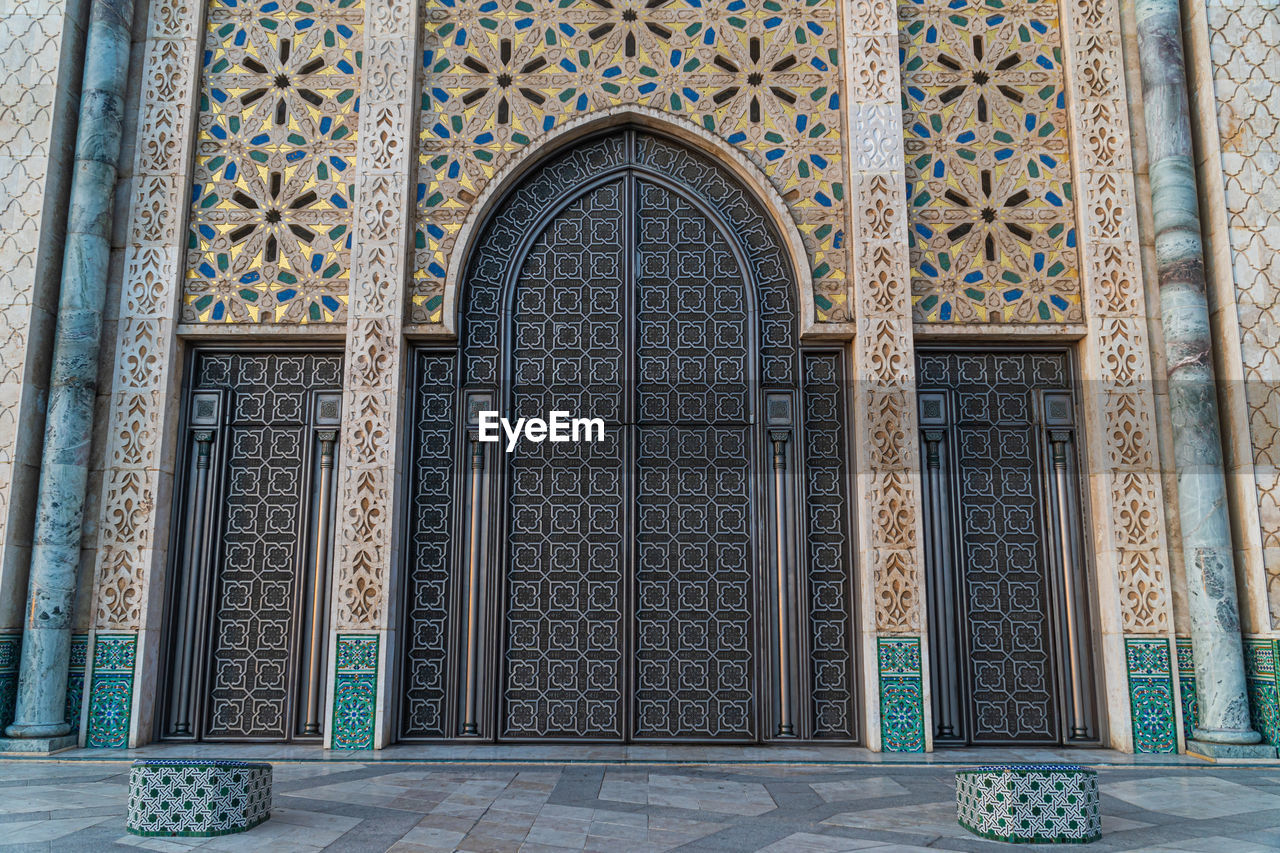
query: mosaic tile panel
413 0 849 322
65 634 87 730
331 634 378 748
900 0 1081 323
877 636 925 752
86 633 137 748
1124 637 1177 754
184 0 363 323
1244 637 1280 747
0 631 17 730
1176 636 1197 741
127 760 272 837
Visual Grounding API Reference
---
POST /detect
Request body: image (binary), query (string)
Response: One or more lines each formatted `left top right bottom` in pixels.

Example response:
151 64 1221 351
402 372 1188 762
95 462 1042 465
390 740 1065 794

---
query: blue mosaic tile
878 636 924 753
1125 637 1176 754
86 634 137 748
331 634 378 749
1244 637 1280 747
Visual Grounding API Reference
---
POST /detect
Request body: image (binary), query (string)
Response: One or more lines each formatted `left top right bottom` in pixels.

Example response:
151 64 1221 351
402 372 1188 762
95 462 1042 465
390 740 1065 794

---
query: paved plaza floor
0 745 1278 852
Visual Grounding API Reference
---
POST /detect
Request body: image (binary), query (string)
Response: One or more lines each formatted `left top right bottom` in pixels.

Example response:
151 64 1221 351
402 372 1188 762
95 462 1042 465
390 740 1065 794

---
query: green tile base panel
0 632 18 731
1176 637 1197 741
86 634 137 748
877 636 925 752
956 764 1101 844
1124 637 1177 753
66 634 87 729
1177 637 1280 748
331 634 378 749
1243 638 1280 747
126 760 271 837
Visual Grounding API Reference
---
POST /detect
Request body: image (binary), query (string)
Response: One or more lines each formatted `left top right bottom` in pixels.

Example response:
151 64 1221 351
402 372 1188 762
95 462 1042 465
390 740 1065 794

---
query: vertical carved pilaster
1060 0 1176 751
328 0 420 748
843 0 929 750
88 0 205 747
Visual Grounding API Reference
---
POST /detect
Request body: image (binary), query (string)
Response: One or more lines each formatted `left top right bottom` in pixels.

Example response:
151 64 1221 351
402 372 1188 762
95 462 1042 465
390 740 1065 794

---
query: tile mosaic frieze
183 0 363 323
900 0 1081 323
412 0 849 322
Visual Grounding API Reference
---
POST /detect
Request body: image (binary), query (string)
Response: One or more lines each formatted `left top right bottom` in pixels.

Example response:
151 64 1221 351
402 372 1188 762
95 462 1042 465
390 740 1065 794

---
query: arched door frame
437 108 818 339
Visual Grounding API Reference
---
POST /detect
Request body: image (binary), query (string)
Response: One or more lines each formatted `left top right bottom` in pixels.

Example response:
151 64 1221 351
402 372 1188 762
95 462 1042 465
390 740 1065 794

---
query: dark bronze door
918 349 1097 746
162 351 342 742
500 170 757 741
400 129 859 743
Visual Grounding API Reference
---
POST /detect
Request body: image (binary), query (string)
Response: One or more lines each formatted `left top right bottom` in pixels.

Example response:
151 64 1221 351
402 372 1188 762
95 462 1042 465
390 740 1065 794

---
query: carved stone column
327 0 420 750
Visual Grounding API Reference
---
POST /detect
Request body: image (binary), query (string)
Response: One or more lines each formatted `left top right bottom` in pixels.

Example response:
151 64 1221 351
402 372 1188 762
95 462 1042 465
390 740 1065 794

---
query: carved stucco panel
91 0 201 631
1063 0 1171 635
332 0 417 631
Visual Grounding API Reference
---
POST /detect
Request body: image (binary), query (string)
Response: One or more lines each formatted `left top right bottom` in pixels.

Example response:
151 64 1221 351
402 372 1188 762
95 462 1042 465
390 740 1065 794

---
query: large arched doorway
399 128 858 743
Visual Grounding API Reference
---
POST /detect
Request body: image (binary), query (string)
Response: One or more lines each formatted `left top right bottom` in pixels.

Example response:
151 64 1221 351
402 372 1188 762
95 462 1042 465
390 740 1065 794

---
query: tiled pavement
0 747 1278 852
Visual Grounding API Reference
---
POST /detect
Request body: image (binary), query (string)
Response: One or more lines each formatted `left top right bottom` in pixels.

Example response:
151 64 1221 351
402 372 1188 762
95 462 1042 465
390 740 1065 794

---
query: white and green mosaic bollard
955 764 1101 844
127 760 272 837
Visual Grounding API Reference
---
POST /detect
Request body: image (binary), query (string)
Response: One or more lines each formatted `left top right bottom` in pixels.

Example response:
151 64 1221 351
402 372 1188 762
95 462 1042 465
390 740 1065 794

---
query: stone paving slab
0 757 1278 851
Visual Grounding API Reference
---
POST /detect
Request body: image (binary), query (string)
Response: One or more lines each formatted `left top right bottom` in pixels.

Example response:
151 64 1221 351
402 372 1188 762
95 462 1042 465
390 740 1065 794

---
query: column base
1186 739 1278 760
0 734 78 754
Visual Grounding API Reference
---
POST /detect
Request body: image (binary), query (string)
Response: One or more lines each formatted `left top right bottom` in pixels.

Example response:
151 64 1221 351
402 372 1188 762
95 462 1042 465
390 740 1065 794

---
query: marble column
1134 0 1267 754
1 0 133 749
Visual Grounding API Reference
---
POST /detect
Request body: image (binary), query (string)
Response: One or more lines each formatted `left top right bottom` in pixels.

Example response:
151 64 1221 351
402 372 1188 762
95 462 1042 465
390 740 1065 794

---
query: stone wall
1203 0 1280 629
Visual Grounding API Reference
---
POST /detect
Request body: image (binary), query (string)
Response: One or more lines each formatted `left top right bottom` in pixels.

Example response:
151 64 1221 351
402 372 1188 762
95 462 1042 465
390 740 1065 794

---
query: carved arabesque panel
1062 0 1171 633
95 0 205 631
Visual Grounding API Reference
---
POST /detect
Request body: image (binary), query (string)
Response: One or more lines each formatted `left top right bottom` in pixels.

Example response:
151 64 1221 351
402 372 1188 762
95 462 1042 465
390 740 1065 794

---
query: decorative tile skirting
877 636 925 752
1176 636 1198 741
65 634 87 729
331 634 378 749
1125 637 1177 753
86 633 137 748
0 631 17 730
127 759 271 837
955 764 1101 844
1244 637 1280 746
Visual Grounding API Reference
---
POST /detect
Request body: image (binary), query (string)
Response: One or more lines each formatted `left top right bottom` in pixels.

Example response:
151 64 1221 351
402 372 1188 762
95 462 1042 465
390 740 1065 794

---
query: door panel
634 426 754 739
165 351 342 742
918 350 1096 746
501 181 628 739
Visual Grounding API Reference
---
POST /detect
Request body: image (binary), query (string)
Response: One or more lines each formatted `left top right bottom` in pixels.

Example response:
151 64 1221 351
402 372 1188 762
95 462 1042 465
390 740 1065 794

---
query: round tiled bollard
955 764 1101 844
127 759 272 838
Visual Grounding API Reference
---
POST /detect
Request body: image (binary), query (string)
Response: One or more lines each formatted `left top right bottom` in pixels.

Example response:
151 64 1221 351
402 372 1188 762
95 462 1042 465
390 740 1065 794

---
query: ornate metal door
400 129 859 743
162 351 343 742
918 349 1097 746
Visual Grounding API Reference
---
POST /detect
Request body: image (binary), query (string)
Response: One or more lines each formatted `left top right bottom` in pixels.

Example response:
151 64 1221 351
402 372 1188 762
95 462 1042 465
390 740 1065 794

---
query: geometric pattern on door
917 350 1090 745
178 352 343 741
400 128 866 743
